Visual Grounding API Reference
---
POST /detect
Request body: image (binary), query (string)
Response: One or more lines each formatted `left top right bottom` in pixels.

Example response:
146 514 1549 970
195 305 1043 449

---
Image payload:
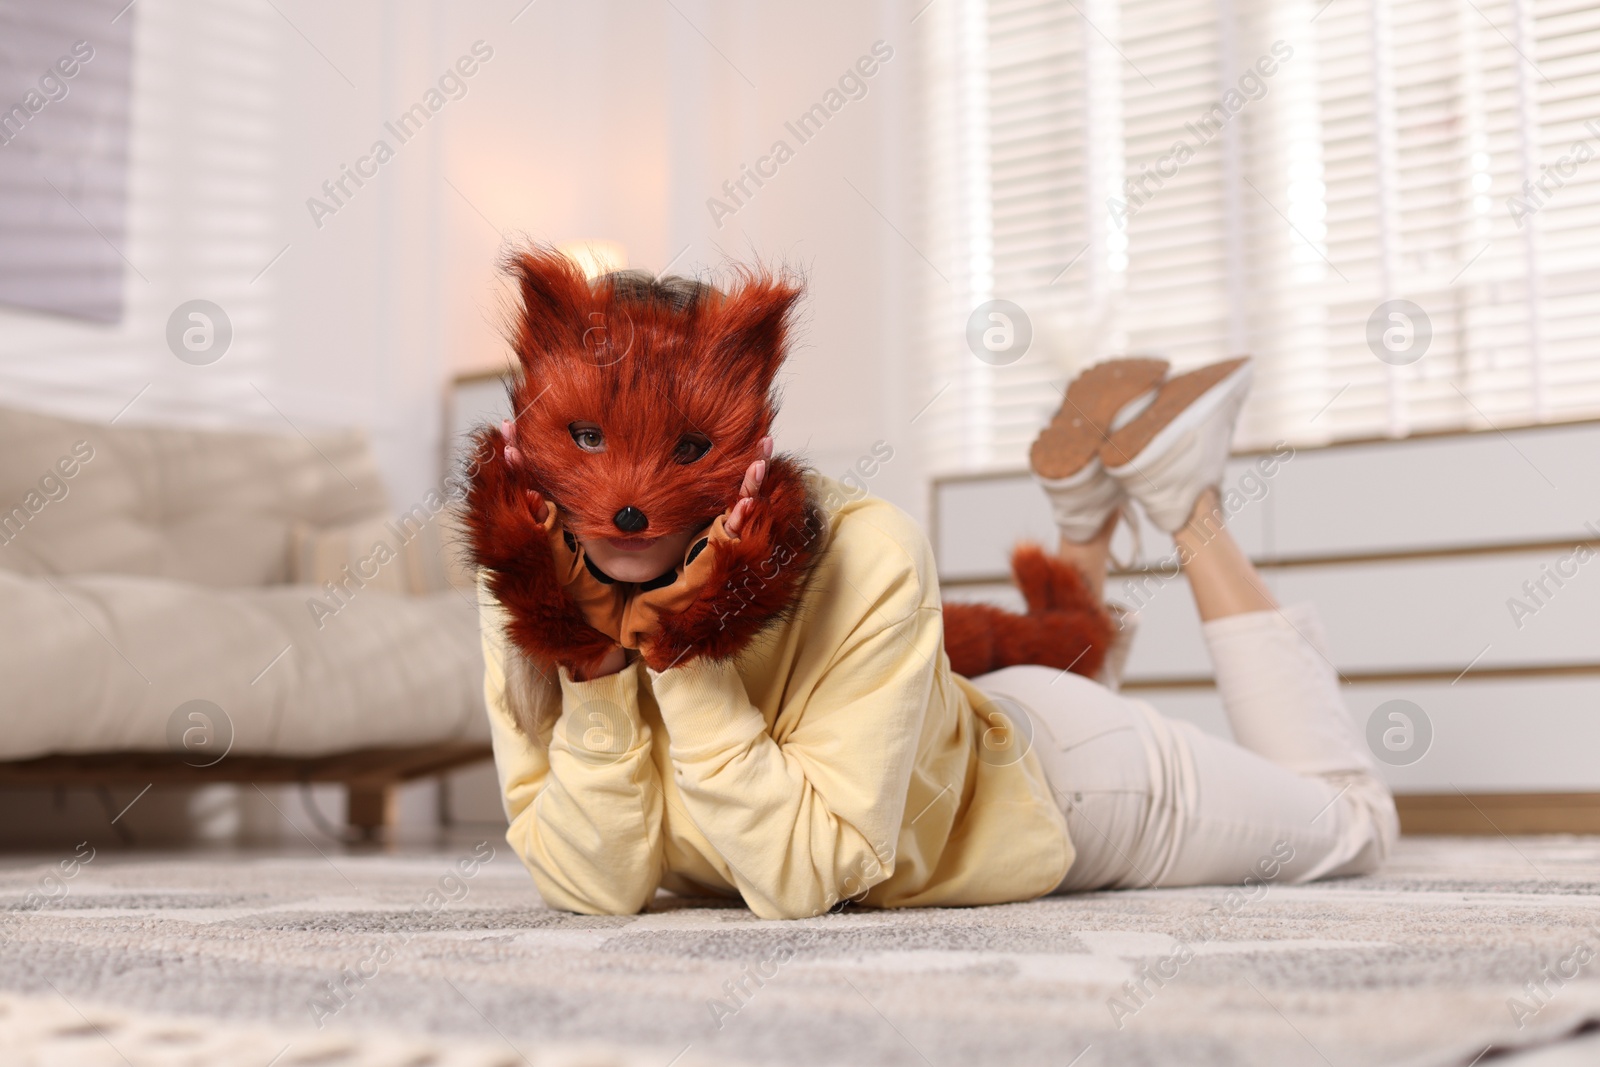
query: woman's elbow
531 873 654 916
745 884 862 921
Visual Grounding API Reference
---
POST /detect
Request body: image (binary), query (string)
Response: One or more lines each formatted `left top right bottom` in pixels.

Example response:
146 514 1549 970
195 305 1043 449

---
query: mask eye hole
673 433 711 465
569 422 605 453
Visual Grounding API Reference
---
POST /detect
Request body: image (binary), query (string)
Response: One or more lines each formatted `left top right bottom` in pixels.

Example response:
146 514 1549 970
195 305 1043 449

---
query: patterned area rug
3 836 1600 1067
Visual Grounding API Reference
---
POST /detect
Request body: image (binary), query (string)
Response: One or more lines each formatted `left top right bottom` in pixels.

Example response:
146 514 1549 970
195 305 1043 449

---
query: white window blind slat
0 0 135 323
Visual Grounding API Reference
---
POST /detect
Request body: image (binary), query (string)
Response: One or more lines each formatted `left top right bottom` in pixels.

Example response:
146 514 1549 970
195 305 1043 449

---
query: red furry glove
625 455 826 672
460 424 622 676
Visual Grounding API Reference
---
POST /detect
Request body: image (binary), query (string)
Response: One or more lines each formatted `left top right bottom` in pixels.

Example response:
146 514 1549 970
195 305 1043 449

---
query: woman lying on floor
464 251 1398 920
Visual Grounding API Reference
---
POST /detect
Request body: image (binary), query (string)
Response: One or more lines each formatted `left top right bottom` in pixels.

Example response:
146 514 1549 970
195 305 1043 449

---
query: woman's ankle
1055 509 1119 601
1174 487 1279 620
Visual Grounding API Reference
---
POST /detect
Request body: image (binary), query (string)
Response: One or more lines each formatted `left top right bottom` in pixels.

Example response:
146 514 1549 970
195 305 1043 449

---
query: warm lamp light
557 239 628 279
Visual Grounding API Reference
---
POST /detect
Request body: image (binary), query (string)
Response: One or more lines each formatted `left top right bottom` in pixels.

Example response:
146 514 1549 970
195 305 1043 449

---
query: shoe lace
1108 501 1143 573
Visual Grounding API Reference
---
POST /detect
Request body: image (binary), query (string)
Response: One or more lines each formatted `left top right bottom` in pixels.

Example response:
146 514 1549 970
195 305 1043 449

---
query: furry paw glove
622 456 827 671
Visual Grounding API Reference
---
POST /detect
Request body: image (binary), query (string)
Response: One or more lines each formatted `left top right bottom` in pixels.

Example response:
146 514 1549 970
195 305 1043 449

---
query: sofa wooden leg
346 783 396 841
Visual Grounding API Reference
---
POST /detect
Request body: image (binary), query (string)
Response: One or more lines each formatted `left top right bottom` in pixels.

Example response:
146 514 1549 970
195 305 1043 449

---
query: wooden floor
0 744 494 840
2 750 1595 837
1396 792 1600 835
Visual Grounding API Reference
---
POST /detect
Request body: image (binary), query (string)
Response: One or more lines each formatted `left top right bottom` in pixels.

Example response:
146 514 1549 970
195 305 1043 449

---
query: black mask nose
613 506 648 533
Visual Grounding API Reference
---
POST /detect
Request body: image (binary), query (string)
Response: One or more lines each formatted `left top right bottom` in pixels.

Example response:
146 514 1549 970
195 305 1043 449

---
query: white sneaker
1101 357 1253 533
1030 358 1168 542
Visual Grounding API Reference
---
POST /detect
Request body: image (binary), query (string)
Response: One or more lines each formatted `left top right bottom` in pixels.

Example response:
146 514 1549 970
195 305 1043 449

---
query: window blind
919 0 1600 473
0 0 283 423
0 0 135 323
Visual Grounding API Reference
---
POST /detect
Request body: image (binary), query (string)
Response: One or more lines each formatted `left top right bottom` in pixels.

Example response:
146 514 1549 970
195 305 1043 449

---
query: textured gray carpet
3 836 1600 1067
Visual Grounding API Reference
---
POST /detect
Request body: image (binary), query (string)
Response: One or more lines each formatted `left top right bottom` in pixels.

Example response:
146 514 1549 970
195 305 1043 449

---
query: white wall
437 0 926 519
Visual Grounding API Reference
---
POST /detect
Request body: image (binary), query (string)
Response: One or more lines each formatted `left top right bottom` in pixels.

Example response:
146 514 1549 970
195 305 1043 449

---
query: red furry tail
942 543 1114 680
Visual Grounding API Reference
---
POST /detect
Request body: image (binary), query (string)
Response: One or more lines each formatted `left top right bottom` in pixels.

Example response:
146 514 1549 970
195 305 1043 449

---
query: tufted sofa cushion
0 568 488 758
0 406 389 587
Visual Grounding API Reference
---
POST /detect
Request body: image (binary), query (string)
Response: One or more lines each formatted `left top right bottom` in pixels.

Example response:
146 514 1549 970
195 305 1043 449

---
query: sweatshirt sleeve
646 544 937 920
480 588 665 915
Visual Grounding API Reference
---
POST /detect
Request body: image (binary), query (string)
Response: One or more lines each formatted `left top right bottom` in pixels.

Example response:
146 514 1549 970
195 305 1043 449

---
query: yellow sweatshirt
478 476 1073 920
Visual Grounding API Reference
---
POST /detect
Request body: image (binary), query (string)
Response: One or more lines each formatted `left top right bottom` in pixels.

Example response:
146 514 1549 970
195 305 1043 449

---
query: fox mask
500 251 801 543
462 249 828 675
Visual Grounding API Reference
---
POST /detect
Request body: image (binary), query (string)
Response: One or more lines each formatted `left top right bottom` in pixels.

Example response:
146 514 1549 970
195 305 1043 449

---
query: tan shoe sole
1030 357 1169 480
1100 357 1251 469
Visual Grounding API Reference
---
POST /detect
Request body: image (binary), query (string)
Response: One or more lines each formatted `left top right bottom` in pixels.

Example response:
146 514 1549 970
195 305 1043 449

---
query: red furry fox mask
462 249 827 673
503 250 799 541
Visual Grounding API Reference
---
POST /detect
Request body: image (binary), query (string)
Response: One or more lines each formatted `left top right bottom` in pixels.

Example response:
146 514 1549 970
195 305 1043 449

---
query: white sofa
0 405 488 829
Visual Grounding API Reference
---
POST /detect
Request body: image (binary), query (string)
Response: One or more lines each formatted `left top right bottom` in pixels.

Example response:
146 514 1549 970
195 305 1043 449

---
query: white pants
971 604 1398 892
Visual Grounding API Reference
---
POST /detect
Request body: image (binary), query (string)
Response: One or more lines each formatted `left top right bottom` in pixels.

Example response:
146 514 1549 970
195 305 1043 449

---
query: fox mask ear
702 274 803 393
504 247 803 389
506 249 592 365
